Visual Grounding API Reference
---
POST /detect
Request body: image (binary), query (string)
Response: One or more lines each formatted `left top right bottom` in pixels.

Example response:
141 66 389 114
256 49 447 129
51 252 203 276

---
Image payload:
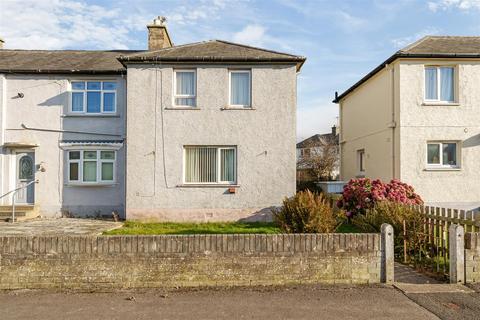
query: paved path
393 263 480 320
0 285 438 320
0 218 122 236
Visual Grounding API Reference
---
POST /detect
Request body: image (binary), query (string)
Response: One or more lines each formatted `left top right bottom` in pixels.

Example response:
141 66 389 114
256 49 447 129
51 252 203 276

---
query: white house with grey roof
334 36 480 210
0 17 305 221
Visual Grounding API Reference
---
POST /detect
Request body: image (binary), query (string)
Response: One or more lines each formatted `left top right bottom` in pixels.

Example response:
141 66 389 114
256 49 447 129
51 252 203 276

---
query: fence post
381 223 394 284
449 224 465 284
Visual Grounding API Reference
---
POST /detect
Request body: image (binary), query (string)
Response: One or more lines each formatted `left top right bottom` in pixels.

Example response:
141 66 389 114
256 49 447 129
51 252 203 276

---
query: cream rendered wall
398 59 480 204
339 64 400 182
0 74 126 217
126 64 297 221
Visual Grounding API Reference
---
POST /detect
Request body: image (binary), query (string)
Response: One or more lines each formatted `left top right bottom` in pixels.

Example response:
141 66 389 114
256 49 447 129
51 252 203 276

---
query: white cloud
231 24 294 50
232 25 267 47
0 0 134 49
428 0 480 12
297 103 339 142
391 27 441 48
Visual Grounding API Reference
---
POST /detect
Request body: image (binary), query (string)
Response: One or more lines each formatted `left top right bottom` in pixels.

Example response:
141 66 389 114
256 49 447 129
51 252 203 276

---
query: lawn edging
0 230 392 290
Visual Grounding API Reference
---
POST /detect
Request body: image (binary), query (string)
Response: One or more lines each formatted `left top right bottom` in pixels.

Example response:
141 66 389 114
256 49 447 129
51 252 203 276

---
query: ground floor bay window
68 150 116 184
184 146 236 184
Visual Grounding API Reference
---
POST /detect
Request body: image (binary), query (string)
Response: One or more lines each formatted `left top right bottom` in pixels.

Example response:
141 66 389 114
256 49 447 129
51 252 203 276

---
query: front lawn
103 221 281 235
103 221 363 235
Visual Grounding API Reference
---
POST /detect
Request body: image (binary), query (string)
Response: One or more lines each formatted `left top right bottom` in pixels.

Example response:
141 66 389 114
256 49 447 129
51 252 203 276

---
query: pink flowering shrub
337 178 423 217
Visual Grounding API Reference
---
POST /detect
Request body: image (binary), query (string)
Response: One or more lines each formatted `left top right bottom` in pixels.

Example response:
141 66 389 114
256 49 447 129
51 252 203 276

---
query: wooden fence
400 205 479 280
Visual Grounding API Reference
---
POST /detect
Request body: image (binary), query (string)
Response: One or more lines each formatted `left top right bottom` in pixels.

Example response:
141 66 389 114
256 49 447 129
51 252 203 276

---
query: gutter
333 52 480 103
0 69 126 75
16 124 123 137
117 56 306 71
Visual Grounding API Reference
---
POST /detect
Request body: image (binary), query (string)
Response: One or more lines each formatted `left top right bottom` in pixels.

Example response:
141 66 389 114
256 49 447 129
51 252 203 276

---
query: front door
16 152 35 204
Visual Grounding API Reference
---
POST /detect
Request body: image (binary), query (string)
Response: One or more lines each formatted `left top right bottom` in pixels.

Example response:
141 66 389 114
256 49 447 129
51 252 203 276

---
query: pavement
0 285 439 320
0 218 122 236
393 263 480 320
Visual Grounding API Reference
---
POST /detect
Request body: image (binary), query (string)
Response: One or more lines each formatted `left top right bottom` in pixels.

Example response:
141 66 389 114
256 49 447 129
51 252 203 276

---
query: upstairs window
425 66 455 102
230 70 251 107
184 146 236 184
71 81 117 114
174 70 196 107
68 150 116 184
427 142 458 168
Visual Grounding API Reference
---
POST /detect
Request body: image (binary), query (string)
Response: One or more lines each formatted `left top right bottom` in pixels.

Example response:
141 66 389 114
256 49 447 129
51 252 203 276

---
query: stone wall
465 232 480 283
0 233 382 290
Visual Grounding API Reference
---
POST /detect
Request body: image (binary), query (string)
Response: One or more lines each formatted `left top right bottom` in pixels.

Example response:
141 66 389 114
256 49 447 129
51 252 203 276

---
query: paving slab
0 218 122 236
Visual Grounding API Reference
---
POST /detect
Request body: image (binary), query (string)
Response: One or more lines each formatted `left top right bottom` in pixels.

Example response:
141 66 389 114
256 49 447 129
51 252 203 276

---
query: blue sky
1 0 480 140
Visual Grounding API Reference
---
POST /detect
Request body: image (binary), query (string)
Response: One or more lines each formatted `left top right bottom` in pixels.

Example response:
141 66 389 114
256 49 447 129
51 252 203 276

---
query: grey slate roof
296 133 338 149
334 36 480 103
0 50 140 74
0 40 305 74
119 40 306 70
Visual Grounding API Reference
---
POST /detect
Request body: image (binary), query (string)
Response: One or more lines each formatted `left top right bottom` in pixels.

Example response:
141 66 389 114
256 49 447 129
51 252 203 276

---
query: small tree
297 135 339 181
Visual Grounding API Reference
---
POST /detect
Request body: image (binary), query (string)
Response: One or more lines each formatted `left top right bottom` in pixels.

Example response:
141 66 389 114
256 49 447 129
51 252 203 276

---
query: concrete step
0 205 39 222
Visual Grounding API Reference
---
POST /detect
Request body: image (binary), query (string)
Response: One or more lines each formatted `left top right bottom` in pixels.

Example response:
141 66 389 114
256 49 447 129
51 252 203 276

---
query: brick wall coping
0 233 380 255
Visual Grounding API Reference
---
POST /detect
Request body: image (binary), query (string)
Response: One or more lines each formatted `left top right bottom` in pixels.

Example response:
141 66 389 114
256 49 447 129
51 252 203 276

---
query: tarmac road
0 284 439 320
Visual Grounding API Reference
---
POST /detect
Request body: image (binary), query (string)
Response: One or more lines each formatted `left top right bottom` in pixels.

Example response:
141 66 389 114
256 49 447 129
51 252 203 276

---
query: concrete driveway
0 218 122 236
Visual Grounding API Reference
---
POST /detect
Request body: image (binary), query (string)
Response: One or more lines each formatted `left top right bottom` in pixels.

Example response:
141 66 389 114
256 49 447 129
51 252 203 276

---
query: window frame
229 69 252 108
173 69 197 108
426 141 460 169
69 80 118 114
424 66 456 103
183 146 237 185
67 150 116 185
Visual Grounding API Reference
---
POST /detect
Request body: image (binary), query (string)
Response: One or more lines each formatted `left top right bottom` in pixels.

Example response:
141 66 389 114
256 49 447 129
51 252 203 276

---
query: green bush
351 201 424 252
273 190 339 233
352 201 422 234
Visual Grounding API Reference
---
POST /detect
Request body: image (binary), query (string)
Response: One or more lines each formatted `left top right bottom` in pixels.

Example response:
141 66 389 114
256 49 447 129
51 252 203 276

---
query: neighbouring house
334 36 480 209
296 125 339 181
0 17 306 221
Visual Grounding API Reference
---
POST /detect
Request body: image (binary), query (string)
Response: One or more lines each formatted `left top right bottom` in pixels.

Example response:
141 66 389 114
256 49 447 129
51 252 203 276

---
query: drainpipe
388 64 396 180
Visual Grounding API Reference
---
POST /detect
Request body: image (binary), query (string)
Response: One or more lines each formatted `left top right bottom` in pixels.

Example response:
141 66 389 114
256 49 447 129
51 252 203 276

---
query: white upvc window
229 70 251 108
68 150 116 184
174 69 196 107
183 146 236 184
424 66 455 102
426 142 459 168
357 149 365 174
70 81 117 114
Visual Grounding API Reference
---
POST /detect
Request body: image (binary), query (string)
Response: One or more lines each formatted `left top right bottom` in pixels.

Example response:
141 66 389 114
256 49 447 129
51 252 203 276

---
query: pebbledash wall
0 233 385 290
465 232 480 283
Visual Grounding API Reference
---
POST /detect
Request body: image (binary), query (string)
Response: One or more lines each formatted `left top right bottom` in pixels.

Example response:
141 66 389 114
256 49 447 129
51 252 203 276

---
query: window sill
177 184 240 188
424 167 461 172
164 107 201 110
220 107 256 110
65 182 118 187
422 102 460 107
62 114 120 118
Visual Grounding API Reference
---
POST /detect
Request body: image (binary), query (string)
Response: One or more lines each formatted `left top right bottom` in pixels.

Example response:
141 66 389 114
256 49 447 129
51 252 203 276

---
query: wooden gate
396 206 480 281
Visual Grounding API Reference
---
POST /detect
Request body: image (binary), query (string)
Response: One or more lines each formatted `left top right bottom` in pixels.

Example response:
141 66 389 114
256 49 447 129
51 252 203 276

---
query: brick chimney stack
147 16 172 51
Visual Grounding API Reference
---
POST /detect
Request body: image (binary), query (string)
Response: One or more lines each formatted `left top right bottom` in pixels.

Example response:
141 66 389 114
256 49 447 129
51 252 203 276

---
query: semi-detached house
0 17 305 221
334 36 480 209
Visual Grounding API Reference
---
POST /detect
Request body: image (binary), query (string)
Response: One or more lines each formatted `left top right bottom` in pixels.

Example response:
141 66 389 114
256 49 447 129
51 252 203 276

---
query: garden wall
0 233 383 290
465 232 480 283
